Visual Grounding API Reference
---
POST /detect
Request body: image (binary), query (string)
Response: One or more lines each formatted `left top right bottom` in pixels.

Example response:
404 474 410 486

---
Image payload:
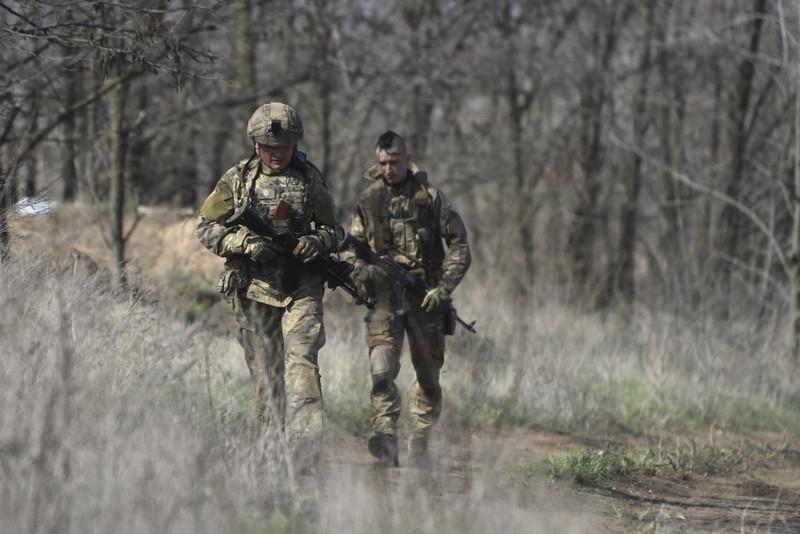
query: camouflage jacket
197 152 337 307
344 163 471 293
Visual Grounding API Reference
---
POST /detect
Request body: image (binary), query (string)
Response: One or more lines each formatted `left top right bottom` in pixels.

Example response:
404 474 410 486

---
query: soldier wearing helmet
342 131 471 467
197 102 337 473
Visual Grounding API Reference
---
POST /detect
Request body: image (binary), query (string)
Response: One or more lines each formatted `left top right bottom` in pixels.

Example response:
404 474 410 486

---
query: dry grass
2 211 798 533
0 247 595 533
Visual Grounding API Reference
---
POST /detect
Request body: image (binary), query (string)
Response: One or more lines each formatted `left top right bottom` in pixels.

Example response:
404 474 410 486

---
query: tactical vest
225 153 323 299
236 153 316 234
367 171 446 283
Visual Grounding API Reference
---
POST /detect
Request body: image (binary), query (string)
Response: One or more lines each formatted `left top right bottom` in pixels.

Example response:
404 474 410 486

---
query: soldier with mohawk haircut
342 130 472 467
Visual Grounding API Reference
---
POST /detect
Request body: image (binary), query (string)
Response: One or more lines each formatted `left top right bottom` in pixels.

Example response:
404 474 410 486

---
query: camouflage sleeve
436 190 471 293
310 174 338 252
339 203 368 271
196 166 253 257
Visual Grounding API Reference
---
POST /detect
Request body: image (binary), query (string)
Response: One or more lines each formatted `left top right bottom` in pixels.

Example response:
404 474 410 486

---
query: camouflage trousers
366 285 445 446
233 291 325 472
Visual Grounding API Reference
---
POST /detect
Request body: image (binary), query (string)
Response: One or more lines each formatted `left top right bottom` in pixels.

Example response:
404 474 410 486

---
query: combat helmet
246 102 303 146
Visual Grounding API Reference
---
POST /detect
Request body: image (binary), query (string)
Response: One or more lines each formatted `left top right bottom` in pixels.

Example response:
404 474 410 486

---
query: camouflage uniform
197 108 337 470
344 162 471 459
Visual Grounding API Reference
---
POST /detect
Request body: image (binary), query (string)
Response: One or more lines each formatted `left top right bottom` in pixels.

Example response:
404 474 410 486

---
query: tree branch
609 132 790 277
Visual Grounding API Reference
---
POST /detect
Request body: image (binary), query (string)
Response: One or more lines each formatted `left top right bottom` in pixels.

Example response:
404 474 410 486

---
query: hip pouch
443 306 456 336
216 268 243 299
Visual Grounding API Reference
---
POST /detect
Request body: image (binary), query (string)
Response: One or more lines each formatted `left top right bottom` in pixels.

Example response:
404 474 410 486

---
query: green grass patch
535 440 787 488
239 501 314 534
548 449 641 485
600 379 800 436
721 398 800 434
325 397 372 435
448 396 563 432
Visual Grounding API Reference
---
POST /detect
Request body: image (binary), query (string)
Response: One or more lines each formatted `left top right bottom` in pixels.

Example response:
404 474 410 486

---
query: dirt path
320 426 599 533
323 426 800 533
595 465 800 532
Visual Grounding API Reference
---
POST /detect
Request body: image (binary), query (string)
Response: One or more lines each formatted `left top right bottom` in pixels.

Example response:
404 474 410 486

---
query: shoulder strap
367 179 386 252
411 171 442 240
236 154 259 207
411 171 432 200
293 151 321 232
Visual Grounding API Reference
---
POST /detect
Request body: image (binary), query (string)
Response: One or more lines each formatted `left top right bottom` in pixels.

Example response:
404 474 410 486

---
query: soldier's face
377 149 410 184
256 143 294 172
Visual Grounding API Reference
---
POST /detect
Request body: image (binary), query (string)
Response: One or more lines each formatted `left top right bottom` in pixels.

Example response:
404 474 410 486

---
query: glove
243 236 281 263
421 285 450 312
292 235 323 263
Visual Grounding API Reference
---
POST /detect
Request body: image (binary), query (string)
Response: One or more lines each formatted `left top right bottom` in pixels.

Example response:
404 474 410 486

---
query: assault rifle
341 234 476 334
225 202 372 309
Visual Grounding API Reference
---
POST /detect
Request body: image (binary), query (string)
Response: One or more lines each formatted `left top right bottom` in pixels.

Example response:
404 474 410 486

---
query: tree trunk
603 1 655 310
716 0 767 292
789 5 800 361
319 82 333 179
61 46 79 202
82 56 101 204
25 158 37 198
24 84 40 199
311 0 335 179
0 158 8 262
657 1 690 299
503 0 535 289
235 0 256 107
567 6 618 302
128 84 149 205
108 75 128 289
1 102 27 260
403 1 435 161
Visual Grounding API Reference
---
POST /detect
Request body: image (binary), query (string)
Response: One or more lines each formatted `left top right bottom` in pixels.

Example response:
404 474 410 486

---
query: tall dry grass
1 242 797 533
0 248 595 533
324 266 799 437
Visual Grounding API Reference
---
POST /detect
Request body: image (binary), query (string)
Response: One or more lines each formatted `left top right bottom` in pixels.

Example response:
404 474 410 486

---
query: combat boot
407 434 430 468
367 430 399 467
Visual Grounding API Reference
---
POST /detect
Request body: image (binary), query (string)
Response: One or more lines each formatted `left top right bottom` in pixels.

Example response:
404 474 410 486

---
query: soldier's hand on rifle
293 235 323 263
421 285 450 312
244 236 282 263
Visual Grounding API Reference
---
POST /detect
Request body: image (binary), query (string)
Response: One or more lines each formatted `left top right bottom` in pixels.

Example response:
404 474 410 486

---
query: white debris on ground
14 197 58 216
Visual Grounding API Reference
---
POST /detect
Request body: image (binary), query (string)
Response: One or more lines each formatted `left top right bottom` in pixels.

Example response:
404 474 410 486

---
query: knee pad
371 372 393 395
369 345 394 376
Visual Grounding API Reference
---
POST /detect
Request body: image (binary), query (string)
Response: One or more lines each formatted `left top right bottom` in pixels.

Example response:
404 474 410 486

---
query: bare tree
0 1 217 263
599 1 656 310
715 0 769 296
566 1 627 302
789 1 800 361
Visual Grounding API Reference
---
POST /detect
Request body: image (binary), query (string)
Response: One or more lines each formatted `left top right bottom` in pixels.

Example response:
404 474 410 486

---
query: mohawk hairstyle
375 130 407 154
